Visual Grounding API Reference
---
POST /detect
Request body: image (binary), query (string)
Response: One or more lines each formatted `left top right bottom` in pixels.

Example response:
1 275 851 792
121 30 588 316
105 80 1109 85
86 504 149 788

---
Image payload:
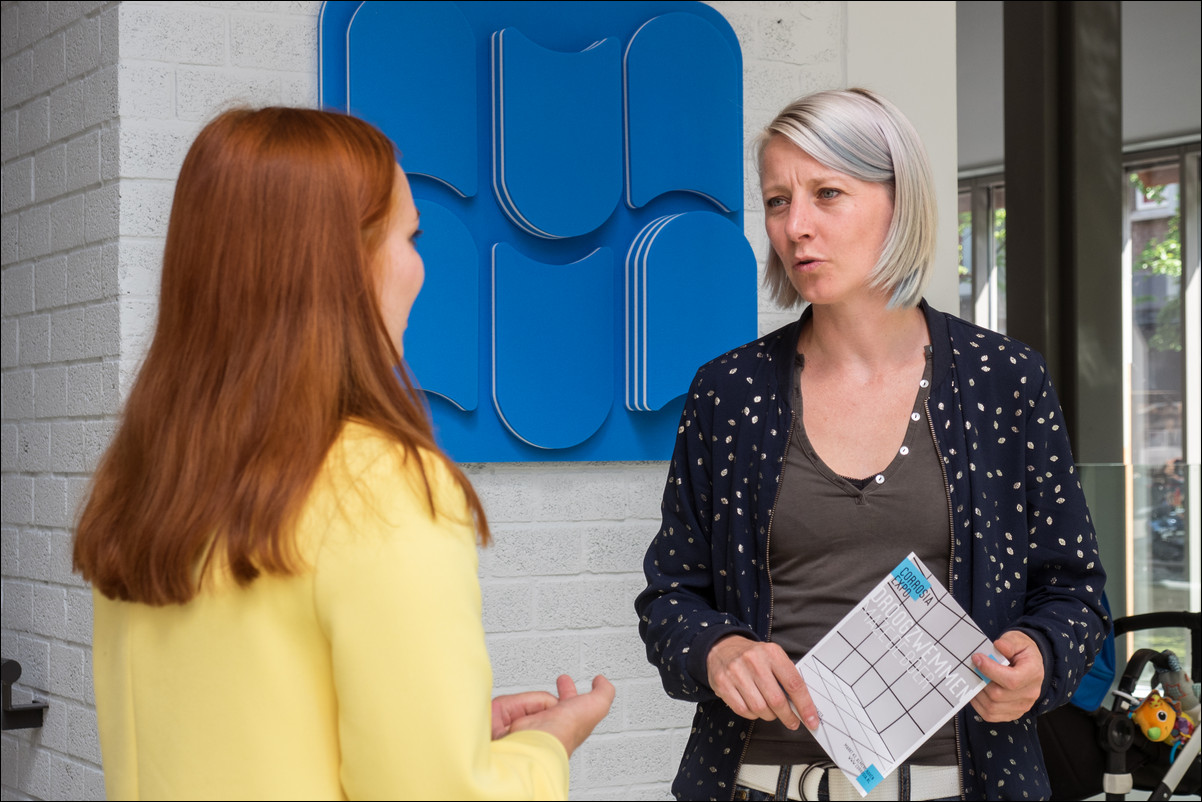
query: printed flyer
796 553 1007 796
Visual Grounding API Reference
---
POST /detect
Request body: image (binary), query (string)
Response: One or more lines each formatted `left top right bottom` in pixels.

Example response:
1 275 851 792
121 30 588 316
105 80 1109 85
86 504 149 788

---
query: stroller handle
1115 648 1180 701
1114 611 1201 680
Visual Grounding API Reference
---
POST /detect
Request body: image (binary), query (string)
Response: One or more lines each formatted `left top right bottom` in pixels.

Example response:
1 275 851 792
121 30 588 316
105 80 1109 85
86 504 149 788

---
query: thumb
590 674 616 702
992 630 1027 661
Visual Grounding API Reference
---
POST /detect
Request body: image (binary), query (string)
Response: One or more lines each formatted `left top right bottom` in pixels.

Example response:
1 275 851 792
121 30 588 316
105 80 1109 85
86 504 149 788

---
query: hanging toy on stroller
1127 689 1196 761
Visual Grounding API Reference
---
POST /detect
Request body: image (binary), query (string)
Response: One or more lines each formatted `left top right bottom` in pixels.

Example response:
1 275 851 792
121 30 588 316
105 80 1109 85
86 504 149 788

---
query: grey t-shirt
743 348 958 767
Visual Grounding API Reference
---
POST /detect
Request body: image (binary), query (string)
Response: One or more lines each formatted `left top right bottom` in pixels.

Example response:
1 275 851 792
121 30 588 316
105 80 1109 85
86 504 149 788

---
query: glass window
1124 146 1200 663
960 146 1200 671
956 176 1007 333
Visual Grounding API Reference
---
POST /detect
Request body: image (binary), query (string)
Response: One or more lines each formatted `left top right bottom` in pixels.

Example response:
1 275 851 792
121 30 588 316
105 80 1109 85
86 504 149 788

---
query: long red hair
73 107 489 605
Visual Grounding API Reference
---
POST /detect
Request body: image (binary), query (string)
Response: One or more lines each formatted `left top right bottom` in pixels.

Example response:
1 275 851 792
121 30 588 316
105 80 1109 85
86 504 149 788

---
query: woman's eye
818 188 841 200
410 229 423 243
765 197 787 209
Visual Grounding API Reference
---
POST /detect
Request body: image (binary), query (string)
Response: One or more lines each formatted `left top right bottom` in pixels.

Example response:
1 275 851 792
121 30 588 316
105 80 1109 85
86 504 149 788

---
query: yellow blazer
92 422 568 800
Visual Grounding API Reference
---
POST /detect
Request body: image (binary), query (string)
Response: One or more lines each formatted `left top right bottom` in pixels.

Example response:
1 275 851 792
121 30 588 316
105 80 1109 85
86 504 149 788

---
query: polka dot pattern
635 303 1109 800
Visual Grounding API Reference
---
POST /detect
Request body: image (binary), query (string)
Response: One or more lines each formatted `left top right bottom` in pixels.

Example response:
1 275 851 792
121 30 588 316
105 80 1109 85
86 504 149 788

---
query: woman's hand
706 635 819 731
970 630 1045 721
490 690 558 740
506 675 615 757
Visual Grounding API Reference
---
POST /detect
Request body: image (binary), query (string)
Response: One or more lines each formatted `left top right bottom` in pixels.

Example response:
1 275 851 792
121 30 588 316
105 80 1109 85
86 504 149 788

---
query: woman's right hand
706 635 819 731
507 674 615 757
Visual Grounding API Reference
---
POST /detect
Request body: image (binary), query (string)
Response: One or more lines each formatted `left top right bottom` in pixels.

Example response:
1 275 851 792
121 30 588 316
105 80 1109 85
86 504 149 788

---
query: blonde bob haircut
756 88 937 309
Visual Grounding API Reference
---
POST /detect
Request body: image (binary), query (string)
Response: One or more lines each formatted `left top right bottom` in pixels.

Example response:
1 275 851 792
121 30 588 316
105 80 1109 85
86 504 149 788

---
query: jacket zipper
925 396 965 800
729 406 797 800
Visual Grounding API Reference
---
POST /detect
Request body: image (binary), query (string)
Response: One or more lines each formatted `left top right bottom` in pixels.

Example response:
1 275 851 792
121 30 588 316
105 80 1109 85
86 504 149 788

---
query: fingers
777 661 819 731
971 687 1022 722
556 674 578 701
491 691 558 739
990 630 1035 665
707 636 817 731
969 655 1010 721
589 674 616 703
512 690 558 715
507 674 616 757
970 652 1009 685
496 674 602 742
559 675 616 719
969 631 1044 722
576 674 616 725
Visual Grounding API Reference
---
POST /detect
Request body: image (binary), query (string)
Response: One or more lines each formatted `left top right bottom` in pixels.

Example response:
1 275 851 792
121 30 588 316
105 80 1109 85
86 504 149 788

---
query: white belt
737 761 961 801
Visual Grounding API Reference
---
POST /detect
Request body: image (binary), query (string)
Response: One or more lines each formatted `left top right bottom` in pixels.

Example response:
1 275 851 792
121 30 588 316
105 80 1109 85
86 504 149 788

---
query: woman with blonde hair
636 89 1108 801
74 106 613 800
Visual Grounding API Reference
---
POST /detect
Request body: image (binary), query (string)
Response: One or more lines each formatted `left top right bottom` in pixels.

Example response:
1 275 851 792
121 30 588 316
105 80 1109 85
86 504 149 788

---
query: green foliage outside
1129 173 1182 352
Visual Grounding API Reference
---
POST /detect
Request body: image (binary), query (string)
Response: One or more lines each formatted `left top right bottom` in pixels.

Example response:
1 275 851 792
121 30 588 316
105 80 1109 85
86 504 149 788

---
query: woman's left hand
969 630 1044 722
490 690 558 739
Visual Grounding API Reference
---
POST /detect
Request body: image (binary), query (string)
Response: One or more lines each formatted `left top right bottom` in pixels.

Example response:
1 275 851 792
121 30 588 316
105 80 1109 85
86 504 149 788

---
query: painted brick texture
3 1 119 797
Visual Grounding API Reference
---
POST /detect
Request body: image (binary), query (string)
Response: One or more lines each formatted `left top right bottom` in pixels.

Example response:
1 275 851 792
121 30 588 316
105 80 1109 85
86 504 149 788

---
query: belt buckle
806 763 906 801
796 762 834 801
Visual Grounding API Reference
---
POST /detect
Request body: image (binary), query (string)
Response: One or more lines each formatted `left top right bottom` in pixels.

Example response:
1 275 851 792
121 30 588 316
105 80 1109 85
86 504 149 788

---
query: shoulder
690 318 798 396
938 311 1050 397
302 422 473 552
330 421 459 490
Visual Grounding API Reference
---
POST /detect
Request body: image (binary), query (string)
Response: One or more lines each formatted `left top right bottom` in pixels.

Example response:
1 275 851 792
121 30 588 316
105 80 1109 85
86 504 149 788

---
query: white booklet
796 552 1007 797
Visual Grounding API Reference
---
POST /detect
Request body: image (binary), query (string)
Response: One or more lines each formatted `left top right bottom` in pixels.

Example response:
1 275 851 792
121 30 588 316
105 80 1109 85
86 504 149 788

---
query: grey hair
755 88 937 309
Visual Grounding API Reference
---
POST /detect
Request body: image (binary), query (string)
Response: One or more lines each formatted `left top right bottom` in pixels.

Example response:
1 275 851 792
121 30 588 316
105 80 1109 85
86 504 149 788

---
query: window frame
957 170 1007 333
1122 141 1201 617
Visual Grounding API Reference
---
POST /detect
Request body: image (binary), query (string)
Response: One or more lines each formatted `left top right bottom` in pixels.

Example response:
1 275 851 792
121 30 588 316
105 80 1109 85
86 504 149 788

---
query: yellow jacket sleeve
312 445 569 800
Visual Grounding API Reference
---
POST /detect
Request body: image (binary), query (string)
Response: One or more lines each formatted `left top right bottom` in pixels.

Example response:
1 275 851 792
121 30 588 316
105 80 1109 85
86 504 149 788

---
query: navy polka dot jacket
635 301 1110 800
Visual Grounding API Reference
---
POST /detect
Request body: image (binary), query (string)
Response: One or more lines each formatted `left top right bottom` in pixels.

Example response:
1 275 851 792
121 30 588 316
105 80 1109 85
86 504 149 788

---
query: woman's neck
799 300 928 372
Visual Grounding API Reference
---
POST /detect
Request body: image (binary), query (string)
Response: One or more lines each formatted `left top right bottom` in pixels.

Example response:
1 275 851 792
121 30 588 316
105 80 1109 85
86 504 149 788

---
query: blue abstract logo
320 1 756 461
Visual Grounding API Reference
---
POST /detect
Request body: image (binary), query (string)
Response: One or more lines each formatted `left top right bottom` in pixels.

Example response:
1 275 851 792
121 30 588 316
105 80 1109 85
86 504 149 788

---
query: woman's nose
784 202 812 241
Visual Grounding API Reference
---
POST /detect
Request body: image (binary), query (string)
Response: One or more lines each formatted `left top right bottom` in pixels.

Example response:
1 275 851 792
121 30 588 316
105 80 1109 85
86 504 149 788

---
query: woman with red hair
74 107 613 800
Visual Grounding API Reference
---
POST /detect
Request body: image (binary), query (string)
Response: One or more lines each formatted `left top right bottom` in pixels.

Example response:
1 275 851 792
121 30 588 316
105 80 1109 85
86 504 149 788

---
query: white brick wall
3 0 119 797
112 0 318 390
2 2 958 800
471 460 688 798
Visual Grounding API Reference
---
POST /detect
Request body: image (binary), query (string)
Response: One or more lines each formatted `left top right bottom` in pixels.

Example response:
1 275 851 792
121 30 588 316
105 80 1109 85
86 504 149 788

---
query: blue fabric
635 301 1111 801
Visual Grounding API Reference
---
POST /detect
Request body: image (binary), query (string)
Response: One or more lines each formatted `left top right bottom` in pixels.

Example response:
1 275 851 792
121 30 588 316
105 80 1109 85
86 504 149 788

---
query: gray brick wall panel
15 422 49 475
17 204 49 261
3 370 34 420
16 97 49 158
1 213 18 265
19 313 48 364
34 366 67 418
34 254 68 311
65 15 101 79
2 156 33 213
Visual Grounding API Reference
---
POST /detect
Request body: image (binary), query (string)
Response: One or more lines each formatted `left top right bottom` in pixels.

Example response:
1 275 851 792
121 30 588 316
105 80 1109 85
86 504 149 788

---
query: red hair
73 107 489 605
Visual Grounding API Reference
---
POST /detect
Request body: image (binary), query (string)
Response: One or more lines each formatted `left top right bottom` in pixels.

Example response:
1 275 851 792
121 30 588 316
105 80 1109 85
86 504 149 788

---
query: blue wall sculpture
320 1 756 462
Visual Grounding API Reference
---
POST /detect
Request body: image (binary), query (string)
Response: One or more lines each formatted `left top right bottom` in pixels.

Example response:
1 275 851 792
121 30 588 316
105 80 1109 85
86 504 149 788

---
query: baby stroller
1038 608 1202 800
